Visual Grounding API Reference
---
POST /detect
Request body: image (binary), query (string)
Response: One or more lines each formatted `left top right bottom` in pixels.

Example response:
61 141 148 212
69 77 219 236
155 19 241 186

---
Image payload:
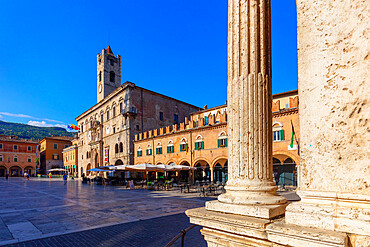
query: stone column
206 0 286 219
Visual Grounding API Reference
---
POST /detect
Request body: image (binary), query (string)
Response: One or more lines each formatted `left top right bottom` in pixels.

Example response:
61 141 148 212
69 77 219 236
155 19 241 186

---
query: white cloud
0 115 3 119
0 112 64 123
27 121 67 130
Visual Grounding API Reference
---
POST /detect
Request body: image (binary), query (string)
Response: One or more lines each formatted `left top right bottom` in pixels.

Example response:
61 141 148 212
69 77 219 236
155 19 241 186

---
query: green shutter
217 139 220 148
225 138 228 147
201 141 204 149
167 146 169 153
280 130 285 140
146 149 148 155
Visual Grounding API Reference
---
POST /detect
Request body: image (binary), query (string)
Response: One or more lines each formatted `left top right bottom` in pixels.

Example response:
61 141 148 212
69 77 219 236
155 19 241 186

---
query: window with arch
99 71 102 82
113 106 116 117
272 122 285 141
146 144 152 156
167 140 174 153
137 146 142 157
180 137 188 152
119 142 123 153
195 135 204 150
106 110 110 120
218 131 228 148
110 71 115 82
100 113 104 123
156 142 162 155
115 143 119 154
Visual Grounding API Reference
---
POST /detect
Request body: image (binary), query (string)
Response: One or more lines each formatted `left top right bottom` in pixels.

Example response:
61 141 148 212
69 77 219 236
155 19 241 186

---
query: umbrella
110 164 129 170
156 164 174 171
48 168 67 172
88 168 110 172
127 163 159 171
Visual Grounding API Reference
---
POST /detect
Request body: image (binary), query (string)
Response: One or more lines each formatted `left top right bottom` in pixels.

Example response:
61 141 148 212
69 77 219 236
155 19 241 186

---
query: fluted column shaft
218 0 286 205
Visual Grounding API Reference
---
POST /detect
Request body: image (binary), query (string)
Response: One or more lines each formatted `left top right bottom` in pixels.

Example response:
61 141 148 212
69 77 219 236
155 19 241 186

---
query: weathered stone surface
285 0 370 240
266 219 348 247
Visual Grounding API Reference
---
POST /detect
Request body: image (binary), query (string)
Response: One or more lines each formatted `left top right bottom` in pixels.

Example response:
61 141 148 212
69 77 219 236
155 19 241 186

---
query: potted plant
147 182 155 190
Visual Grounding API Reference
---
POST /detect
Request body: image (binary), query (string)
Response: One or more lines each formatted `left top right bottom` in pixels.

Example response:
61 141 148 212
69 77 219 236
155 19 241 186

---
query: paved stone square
0 178 212 246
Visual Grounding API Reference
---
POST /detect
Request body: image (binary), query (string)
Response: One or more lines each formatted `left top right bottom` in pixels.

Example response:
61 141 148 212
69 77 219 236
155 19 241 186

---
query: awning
48 168 67 172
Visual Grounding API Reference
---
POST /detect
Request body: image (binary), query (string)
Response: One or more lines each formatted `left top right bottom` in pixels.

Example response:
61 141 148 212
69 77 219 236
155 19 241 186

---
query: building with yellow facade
134 90 299 186
39 136 74 174
62 139 78 176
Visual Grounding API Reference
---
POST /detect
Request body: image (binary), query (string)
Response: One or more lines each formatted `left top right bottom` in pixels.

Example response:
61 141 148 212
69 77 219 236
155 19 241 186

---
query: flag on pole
290 120 295 148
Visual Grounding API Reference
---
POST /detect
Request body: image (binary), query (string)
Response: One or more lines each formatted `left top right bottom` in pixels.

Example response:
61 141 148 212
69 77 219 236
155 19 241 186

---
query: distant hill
0 121 75 141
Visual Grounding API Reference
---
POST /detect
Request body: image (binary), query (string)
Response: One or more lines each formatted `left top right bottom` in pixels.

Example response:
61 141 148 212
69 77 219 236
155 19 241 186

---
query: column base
206 200 288 219
285 191 370 236
186 207 353 247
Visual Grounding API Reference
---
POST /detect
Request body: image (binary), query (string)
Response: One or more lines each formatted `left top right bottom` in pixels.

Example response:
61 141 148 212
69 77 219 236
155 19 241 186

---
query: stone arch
180 137 187 144
211 156 228 168
115 159 123 166
166 160 177 165
193 157 211 167
9 165 22 177
273 151 299 166
195 134 203 141
86 163 91 175
0 165 7 177
218 130 227 137
95 153 99 168
179 159 191 166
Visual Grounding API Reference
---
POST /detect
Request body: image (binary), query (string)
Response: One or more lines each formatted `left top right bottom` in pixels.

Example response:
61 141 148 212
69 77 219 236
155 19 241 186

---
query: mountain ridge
0 120 75 141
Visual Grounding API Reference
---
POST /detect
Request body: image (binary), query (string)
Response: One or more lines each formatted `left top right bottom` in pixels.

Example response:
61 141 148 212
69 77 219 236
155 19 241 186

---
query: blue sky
0 0 297 130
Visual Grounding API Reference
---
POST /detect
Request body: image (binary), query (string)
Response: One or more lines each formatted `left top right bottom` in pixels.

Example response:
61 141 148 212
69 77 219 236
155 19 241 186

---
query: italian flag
290 120 296 148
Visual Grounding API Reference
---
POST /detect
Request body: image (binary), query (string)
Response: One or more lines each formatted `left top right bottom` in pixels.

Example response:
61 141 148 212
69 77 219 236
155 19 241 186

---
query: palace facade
0 135 38 177
134 90 299 186
75 47 200 177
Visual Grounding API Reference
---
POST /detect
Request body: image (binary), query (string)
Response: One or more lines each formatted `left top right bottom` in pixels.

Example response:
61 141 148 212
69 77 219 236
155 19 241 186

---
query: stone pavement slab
5 213 206 247
0 178 212 246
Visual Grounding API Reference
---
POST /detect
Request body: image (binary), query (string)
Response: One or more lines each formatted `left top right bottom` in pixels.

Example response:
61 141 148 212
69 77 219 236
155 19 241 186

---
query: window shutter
201 141 204 149
225 138 228 147
280 130 285 140
217 139 220 148
186 144 188 151
167 146 169 153
146 149 148 156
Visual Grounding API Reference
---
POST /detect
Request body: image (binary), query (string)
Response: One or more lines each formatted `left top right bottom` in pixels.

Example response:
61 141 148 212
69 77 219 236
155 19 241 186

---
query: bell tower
97 46 121 103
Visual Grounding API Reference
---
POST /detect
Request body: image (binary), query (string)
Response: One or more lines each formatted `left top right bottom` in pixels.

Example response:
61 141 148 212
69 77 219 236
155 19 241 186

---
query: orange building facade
134 90 299 186
62 139 78 176
0 135 38 177
39 136 73 174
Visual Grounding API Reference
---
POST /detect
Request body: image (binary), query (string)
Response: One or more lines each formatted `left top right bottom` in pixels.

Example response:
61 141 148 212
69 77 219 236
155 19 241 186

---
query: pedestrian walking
27 173 30 180
63 174 67 185
5 173 8 180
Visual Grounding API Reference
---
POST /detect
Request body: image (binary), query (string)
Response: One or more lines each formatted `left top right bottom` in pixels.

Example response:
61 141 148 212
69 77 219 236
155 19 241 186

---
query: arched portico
10 166 22 177
194 160 211 182
0 166 7 177
273 154 297 187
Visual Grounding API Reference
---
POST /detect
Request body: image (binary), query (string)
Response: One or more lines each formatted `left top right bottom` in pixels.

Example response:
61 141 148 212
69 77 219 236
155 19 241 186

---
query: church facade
75 47 200 177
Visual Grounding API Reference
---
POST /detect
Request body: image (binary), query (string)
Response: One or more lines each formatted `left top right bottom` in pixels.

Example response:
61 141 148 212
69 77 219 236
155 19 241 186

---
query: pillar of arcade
205 0 287 219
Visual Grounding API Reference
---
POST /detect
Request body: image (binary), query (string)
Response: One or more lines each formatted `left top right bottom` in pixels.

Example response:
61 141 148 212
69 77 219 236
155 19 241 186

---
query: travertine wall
297 0 369 194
